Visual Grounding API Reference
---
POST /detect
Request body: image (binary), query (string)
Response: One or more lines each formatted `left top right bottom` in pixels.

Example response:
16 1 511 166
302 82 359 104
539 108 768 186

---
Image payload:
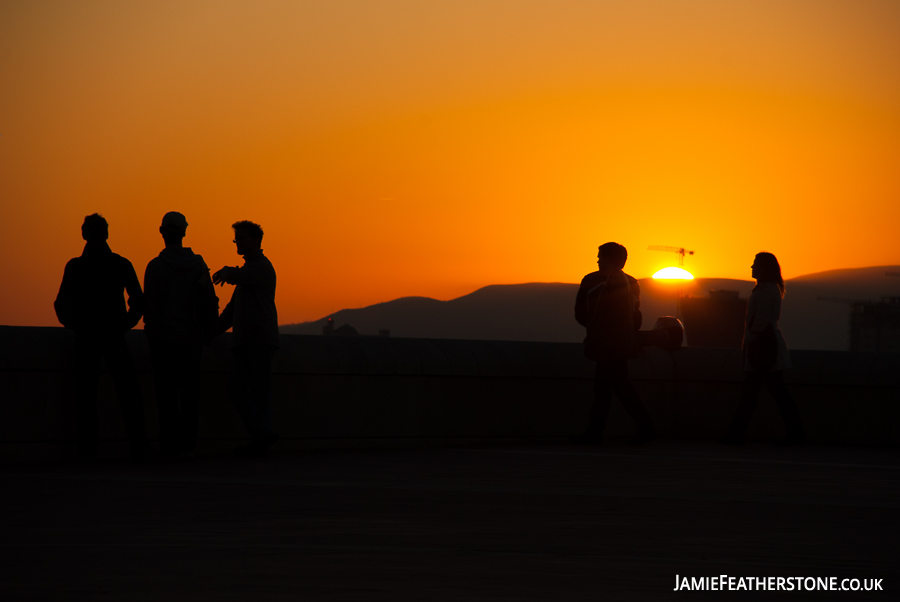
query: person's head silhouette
81 213 108 242
159 212 188 248
597 242 627 275
231 220 263 256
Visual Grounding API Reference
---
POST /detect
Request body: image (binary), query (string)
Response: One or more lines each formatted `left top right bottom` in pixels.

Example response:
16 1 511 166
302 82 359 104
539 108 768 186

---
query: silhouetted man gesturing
54 213 151 461
574 242 656 445
144 212 218 458
213 220 279 456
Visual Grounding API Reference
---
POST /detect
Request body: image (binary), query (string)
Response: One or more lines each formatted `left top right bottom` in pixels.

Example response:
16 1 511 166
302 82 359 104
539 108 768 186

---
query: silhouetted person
213 220 279 456
54 213 151 461
144 212 219 458
574 242 656 445
723 252 805 445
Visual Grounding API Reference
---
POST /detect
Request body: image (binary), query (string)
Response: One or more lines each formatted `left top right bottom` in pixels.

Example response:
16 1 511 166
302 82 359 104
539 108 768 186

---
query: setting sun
652 267 695 280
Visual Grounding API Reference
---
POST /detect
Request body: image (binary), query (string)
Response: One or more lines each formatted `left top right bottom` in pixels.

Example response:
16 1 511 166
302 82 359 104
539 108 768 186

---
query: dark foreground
2 439 898 601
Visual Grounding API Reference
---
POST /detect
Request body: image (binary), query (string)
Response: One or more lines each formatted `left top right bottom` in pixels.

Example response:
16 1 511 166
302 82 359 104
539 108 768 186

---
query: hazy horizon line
281 264 900 327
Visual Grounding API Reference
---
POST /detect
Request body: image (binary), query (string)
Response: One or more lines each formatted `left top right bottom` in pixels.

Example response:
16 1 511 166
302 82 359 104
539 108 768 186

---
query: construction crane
648 245 695 267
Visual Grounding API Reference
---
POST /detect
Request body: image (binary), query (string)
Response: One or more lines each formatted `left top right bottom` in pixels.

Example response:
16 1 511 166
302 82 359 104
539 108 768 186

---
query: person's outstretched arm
213 259 274 288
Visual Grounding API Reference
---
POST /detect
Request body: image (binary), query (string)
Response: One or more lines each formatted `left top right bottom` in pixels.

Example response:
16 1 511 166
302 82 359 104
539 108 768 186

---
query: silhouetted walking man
213 220 279 456
144 212 219 458
574 242 656 445
54 213 151 461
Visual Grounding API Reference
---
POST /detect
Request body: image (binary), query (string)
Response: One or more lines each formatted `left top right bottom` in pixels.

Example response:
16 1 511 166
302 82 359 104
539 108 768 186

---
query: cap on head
81 213 109 242
160 211 188 236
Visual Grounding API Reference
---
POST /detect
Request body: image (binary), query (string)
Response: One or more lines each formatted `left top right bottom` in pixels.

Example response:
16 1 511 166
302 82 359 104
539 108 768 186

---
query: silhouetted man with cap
574 242 656 445
54 213 151 461
144 212 219 458
213 220 279 456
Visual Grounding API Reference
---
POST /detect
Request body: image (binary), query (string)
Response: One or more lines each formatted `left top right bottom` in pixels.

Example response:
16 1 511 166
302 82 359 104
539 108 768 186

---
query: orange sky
2 0 899 326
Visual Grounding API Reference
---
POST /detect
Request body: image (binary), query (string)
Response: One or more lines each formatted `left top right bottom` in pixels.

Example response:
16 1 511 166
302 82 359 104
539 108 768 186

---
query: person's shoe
627 429 657 446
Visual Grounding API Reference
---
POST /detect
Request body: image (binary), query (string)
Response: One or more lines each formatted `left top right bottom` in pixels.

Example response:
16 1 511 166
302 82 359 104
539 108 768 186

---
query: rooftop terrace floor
2 439 899 600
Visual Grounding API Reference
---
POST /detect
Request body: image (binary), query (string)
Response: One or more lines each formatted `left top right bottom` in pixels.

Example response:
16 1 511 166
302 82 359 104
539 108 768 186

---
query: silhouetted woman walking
723 252 805 445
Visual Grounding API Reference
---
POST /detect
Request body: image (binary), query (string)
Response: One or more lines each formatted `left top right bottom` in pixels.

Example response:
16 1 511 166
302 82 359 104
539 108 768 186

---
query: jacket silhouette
144 247 218 344
575 269 641 362
55 241 144 335
217 248 279 348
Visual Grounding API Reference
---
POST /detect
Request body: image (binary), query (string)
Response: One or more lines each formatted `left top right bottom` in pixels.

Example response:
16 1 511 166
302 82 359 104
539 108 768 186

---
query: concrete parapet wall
1 326 898 461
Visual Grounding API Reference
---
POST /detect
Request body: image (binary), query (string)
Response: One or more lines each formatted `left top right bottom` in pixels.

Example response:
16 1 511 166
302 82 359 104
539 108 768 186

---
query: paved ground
2 439 899 601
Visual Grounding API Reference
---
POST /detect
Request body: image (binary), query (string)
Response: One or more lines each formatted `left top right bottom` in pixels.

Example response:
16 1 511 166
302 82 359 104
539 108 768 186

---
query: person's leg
73 335 101 461
766 371 805 443
177 344 203 454
245 345 276 445
230 344 276 453
104 336 150 459
725 371 765 442
579 361 614 441
230 345 256 440
149 338 179 456
607 359 656 440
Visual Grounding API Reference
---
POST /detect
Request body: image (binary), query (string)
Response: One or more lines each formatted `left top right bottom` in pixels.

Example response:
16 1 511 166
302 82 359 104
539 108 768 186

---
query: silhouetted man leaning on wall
213 220 279 456
54 213 152 462
574 242 656 445
144 212 219 458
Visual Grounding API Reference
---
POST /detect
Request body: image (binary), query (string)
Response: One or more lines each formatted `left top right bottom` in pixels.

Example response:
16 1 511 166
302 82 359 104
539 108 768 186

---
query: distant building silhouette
848 297 900 352
333 324 359 337
321 318 373 337
679 290 747 348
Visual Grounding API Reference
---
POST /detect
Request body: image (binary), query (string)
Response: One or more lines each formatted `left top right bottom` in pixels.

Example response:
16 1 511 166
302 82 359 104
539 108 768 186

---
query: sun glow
652 267 695 280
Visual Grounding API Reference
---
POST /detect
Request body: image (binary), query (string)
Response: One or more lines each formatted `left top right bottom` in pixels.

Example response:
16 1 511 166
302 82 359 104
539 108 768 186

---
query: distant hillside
280 267 900 351
779 266 900 350
281 283 586 343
